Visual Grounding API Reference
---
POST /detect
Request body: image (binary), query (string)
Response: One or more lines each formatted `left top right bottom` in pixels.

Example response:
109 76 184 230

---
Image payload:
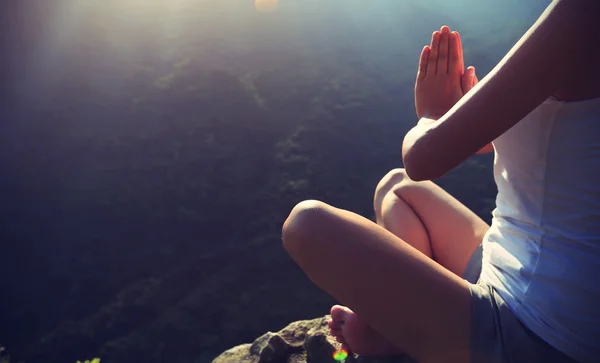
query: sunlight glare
255 0 279 13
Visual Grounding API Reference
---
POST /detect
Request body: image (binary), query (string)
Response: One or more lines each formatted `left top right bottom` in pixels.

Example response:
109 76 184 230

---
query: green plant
77 359 100 363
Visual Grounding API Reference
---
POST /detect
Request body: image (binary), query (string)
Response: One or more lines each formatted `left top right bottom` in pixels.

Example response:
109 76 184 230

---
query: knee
376 168 423 199
282 199 330 254
377 168 409 191
375 169 410 207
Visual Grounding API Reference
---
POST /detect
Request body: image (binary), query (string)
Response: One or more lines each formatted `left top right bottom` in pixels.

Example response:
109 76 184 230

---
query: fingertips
430 30 441 50
469 66 478 84
454 31 465 73
427 31 441 75
448 32 462 75
438 28 450 74
417 45 430 80
462 66 478 93
466 66 476 78
455 32 463 57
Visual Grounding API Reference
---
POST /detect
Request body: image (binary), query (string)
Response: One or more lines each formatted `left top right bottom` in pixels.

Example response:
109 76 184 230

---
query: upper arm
403 0 598 181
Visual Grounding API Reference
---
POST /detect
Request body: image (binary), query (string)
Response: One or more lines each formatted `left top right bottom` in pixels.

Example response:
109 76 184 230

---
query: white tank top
480 96 600 362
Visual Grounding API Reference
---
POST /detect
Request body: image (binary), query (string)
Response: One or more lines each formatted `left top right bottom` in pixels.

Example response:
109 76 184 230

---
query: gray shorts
463 244 579 363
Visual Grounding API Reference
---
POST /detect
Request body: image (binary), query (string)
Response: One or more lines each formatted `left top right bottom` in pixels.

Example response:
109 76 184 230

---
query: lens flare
333 348 348 361
255 0 279 13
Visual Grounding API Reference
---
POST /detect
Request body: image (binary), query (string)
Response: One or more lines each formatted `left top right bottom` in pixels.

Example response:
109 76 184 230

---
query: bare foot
327 305 404 356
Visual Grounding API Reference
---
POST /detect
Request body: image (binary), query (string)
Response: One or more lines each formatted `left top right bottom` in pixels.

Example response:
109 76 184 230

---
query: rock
251 332 295 362
213 316 415 363
213 344 256 363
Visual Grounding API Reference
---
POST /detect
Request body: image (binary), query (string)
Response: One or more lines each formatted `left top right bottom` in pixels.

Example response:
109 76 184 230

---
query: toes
448 31 463 76
329 308 348 345
328 318 343 331
330 327 343 338
427 31 441 75
417 45 430 81
335 335 347 345
331 305 351 319
329 321 344 337
329 327 347 345
438 26 451 75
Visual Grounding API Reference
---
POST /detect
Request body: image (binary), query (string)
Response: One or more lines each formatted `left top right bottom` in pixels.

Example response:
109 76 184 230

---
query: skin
283 0 599 361
327 168 490 357
404 0 600 181
324 25 489 359
415 28 493 154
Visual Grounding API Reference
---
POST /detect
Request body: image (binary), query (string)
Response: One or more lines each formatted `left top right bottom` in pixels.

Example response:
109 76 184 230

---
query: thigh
376 169 490 276
283 200 472 363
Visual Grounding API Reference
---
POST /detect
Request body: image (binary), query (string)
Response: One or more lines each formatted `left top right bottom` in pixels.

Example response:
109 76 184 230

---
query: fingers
470 66 479 88
448 31 463 76
438 26 451 74
461 66 478 94
417 45 430 80
425 26 465 77
461 69 470 93
455 31 465 72
470 66 478 80
427 31 441 76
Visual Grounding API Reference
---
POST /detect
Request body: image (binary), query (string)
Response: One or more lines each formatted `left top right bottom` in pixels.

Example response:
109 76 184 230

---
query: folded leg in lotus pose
283 2 600 362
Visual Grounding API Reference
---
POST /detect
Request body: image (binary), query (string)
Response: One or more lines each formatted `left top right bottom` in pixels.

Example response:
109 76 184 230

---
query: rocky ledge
213 316 415 363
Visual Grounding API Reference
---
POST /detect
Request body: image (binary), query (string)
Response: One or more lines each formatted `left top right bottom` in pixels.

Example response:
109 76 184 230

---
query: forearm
403 117 494 180
403 0 591 181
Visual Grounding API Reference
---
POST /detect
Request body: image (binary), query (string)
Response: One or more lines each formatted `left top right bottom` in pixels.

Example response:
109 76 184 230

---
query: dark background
1 1 549 362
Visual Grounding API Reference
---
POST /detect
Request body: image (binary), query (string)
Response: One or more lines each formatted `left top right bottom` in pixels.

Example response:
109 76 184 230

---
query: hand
415 26 477 120
462 65 478 95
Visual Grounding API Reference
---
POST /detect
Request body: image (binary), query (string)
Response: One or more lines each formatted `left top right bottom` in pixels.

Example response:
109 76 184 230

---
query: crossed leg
282 25 490 362
282 167 489 361
375 168 489 276
282 199 477 362
322 168 489 358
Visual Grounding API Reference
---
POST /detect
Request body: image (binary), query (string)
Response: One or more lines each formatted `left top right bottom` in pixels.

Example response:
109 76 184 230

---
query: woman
282 1 600 362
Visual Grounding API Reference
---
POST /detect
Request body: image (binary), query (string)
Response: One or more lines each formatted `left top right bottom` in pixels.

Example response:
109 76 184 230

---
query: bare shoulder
551 0 600 42
552 0 600 101
402 0 600 180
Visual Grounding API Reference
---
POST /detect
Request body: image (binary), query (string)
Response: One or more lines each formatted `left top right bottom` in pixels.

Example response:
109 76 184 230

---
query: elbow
401 125 449 181
404 164 427 182
402 151 424 181
402 148 444 182
403 158 441 182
